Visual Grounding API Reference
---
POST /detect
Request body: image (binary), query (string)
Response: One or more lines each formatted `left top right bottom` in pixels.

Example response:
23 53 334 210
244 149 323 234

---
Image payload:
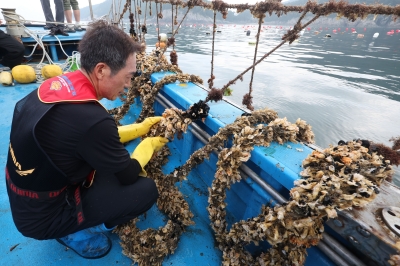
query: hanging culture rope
244 15 264 111
207 10 217 91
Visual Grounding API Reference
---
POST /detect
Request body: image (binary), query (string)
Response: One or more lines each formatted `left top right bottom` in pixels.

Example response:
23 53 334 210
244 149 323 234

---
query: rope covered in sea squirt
141 0 400 19
116 101 212 266
208 10 320 103
110 49 182 124
136 66 202 122
244 15 264 111
117 0 130 25
115 108 279 265
113 72 395 264
158 6 191 60
110 0 400 262
134 0 141 42
208 10 217 90
209 134 394 265
168 3 178 65
114 81 395 265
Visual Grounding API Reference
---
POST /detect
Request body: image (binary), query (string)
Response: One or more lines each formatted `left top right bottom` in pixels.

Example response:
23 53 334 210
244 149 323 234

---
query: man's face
98 53 136 101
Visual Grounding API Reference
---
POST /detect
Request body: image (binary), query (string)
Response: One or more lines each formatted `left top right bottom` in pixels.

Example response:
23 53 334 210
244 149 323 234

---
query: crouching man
5 20 167 259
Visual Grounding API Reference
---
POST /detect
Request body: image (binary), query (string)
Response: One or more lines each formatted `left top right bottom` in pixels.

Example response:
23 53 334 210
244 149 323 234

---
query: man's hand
118 116 162 143
131 137 169 176
141 117 162 131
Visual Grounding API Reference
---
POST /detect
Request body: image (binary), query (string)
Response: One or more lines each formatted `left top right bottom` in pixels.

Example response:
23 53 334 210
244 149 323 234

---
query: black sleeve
115 158 143 185
76 118 145 185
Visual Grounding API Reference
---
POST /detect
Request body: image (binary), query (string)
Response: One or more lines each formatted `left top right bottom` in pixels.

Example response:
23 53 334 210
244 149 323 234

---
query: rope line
141 0 400 18
245 16 264 111
208 10 217 90
220 14 320 96
157 7 191 60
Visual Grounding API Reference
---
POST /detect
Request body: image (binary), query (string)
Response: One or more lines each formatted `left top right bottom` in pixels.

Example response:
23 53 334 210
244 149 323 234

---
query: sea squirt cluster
212 138 394 265
110 42 397 266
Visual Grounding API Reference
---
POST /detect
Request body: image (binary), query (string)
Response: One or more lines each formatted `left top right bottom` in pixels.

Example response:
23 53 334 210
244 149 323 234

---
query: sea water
144 24 400 185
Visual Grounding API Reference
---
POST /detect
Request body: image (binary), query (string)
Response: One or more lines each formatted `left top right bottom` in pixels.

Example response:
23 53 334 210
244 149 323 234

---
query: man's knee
139 177 159 203
70 0 79 10
15 42 25 56
6 37 25 55
63 0 71 10
9 42 25 62
1 42 24 68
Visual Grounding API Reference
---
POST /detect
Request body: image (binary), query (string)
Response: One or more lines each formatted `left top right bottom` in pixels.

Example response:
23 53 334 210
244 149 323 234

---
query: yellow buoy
11 65 36 84
0 71 13 86
41 65 63 79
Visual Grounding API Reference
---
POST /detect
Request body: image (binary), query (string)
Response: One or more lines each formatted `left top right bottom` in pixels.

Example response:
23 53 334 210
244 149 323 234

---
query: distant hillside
81 0 399 27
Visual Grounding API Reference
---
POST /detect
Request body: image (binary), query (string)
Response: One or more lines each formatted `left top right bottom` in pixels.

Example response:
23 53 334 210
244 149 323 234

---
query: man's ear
93 63 107 80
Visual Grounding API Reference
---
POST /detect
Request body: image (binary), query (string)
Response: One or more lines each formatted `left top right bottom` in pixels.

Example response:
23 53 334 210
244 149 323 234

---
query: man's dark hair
78 20 142 75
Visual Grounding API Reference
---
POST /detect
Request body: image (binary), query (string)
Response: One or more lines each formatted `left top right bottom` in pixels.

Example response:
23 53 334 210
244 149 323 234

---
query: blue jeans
40 0 65 29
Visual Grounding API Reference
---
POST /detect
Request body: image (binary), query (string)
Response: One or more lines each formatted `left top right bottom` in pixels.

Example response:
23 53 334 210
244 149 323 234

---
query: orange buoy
156 42 167 48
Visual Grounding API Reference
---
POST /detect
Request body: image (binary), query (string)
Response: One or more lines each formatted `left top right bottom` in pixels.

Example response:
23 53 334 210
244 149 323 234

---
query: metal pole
112 0 117 24
88 0 94 20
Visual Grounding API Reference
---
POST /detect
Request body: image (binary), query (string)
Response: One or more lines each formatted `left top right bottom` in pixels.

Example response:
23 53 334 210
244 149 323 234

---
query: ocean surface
144 24 400 185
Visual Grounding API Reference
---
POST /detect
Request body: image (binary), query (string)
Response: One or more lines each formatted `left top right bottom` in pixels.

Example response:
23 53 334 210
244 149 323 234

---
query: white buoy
159 33 167 42
373 32 379 38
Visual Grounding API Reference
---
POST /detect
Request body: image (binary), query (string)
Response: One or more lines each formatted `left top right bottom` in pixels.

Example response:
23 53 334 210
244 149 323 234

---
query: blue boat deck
0 69 338 265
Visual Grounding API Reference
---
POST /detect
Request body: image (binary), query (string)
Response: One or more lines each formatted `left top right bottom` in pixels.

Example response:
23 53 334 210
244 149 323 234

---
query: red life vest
38 70 98 103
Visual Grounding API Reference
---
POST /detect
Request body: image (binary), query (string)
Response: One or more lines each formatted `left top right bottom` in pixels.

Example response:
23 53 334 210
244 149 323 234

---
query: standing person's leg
0 30 25 69
73 9 80 22
64 3 73 23
63 0 76 33
40 0 56 29
64 9 73 23
54 0 65 30
49 0 69 36
70 0 83 31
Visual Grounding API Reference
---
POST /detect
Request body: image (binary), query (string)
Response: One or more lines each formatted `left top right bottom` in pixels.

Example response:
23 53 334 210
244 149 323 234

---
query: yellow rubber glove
131 137 169 176
118 117 162 143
